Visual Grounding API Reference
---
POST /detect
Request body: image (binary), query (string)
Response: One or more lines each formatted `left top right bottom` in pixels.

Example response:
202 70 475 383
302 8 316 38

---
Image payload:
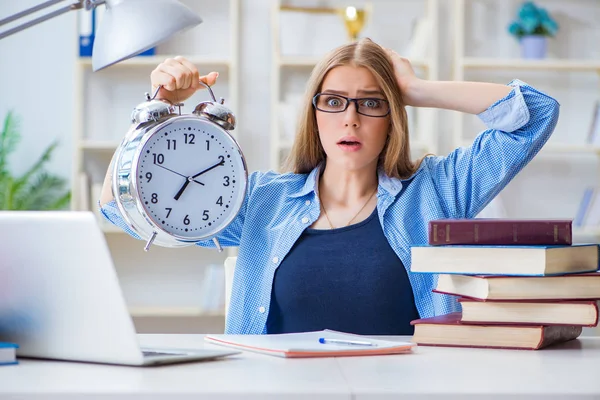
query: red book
457 298 599 327
433 272 600 301
428 219 572 246
410 312 582 350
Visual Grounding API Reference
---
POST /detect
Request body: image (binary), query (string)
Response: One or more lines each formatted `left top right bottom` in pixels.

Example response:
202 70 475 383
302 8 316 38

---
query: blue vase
520 35 547 59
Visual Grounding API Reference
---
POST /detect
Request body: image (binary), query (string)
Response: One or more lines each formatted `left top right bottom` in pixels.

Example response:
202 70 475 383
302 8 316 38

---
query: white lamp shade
92 0 202 71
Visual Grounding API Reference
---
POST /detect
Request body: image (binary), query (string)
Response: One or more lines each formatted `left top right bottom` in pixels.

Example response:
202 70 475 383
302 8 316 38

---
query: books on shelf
585 100 600 146
411 313 583 350
0 342 18 366
433 272 600 301
574 187 600 231
411 243 598 276
205 329 415 358
428 218 572 246
409 218 600 350
574 187 595 228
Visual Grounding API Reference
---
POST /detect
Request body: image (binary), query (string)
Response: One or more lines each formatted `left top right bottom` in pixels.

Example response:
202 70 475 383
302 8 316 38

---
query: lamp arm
0 0 105 40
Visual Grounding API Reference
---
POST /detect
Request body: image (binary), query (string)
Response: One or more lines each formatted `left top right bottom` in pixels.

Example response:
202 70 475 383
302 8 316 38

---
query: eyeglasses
312 93 390 117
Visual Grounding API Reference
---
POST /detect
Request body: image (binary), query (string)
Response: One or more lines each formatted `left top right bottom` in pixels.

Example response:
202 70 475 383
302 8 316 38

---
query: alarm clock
111 82 248 252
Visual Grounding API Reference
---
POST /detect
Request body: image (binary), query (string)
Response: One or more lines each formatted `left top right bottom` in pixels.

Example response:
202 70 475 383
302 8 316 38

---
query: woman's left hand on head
385 49 422 107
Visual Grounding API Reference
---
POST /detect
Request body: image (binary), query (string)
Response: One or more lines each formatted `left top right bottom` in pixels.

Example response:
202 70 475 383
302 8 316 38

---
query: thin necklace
320 186 377 229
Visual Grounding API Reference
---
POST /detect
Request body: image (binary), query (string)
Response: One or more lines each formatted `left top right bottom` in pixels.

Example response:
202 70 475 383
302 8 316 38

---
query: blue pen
318 338 377 347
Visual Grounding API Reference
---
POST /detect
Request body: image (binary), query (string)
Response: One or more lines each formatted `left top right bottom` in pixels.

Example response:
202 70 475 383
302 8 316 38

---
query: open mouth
337 139 362 152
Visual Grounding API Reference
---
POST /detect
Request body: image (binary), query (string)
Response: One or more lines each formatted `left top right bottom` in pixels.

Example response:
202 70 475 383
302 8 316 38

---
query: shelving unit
269 0 441 172
452 0 600 239
70 0 240 327
461 57 600 72
452 0 600 152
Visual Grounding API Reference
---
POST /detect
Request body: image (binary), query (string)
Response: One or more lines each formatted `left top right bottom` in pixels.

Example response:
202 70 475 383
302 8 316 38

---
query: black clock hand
155 163 204 185
175 159 224 201
191 159 225 179
174 180 191 201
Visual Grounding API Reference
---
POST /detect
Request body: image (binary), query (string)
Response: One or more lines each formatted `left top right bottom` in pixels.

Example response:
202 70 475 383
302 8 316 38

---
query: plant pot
520 35 547 59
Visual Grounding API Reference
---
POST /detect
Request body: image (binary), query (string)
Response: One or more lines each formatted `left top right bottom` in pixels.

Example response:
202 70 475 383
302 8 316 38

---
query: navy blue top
266 207 419 335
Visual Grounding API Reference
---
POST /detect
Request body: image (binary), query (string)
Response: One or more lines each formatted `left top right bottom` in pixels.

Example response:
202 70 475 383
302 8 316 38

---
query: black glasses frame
312 93 391 117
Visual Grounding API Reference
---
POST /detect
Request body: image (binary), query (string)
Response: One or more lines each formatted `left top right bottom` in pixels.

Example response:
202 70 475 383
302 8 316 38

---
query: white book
205 330 415 358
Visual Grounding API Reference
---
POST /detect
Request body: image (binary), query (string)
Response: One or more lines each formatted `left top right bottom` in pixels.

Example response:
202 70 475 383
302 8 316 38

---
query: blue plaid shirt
101 79 560 334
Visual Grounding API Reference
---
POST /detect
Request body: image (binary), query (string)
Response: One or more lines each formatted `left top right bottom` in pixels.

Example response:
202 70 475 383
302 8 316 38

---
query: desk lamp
0 0 202 71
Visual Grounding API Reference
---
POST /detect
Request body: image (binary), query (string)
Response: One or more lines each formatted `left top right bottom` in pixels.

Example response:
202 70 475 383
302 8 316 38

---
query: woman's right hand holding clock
150 56 219 104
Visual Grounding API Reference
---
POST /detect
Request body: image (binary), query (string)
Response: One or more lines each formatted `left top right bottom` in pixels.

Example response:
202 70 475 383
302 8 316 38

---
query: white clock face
134 117 246 240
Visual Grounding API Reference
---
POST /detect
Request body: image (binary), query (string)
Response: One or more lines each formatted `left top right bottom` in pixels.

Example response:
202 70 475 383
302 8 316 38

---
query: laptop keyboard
142 350 187 357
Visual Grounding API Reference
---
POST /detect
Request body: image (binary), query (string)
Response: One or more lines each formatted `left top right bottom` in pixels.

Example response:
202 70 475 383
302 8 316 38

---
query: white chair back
223 256 237 319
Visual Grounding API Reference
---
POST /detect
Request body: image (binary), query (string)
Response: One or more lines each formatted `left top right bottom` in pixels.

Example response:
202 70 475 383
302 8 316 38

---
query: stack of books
409 219 600 350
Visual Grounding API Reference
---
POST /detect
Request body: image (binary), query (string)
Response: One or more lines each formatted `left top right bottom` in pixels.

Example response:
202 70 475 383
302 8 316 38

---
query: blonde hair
283 38 426 179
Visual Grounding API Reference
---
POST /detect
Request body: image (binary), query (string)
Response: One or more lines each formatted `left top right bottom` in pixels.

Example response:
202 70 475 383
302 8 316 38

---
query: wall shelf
99 224 125 234
573 227 600 237
460 57 600 72
128 306 224 318
541 143 600 155
278 55 431 69
77 55 231 68
459 140 600 155
79 140 121 151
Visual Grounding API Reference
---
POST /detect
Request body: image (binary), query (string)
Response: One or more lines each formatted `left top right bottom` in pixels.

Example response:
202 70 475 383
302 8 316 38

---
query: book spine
428 221 572 245
536 325 582 349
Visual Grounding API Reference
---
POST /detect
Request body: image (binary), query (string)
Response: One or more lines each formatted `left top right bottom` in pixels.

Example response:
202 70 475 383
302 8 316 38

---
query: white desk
2 334 600 399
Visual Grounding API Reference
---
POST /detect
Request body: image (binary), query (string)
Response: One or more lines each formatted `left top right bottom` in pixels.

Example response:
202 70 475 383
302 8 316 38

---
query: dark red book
411 312 582 350
428 219 572 246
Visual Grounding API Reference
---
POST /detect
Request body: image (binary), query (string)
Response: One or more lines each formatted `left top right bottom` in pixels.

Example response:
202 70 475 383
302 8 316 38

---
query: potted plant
508 1 559 59
0 111 70 210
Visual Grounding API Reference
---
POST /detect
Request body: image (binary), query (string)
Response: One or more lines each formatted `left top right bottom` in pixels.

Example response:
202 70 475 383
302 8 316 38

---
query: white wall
0 1 76 180
0 0 598 225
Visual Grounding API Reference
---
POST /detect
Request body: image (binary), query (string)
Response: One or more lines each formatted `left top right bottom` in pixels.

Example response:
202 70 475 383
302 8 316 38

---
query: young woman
100 38 560 335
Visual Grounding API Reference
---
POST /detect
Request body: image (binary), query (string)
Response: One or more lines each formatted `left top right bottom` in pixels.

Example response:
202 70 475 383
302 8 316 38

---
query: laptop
0 211 238 366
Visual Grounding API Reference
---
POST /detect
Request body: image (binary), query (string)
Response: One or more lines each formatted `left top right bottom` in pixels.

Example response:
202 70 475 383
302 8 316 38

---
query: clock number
183 215 190 225
216 196 223 206
167 139 177 150
218 155 225 164
223 176 230 186
184 133 195 144
165 208 172 218
203 210 210 221
206 140 210 151
152 153 164 164
151 193 158 204
145 172 152 182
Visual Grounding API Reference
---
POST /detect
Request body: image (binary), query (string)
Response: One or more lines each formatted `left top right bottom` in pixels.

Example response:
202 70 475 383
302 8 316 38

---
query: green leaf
14 173 70 210
44 191 71 210
0 111 70 211
0 174 15 210
12 141 58 194
0 111 20 173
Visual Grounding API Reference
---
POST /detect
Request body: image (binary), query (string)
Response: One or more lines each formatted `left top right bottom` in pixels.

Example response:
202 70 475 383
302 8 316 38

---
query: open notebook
204 330 415 358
